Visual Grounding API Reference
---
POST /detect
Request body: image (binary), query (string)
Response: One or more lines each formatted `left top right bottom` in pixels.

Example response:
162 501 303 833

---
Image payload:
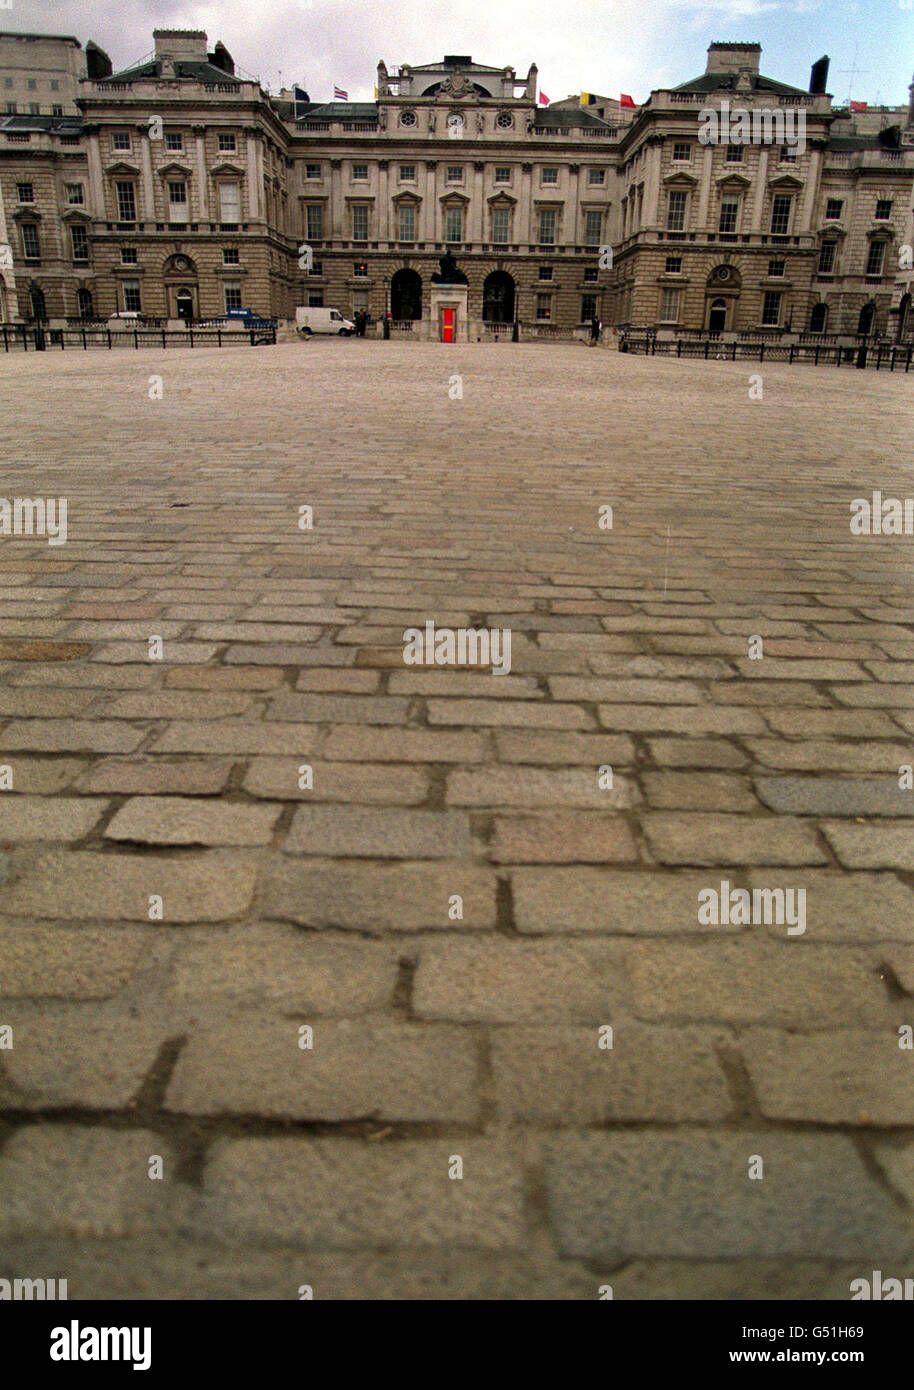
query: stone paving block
493 730 636 765
166 1017 479 1121
165 667 285 689
745 739 910 772
885 947 914 993
740 1029 914 1124
0 923 151 997
641 771 759 812
150 721 318 754
388 671 541 698
640 812 827 865
625 939 894 1026
265 692 411 724
645 737 748 769
99 691 256 719
224 643 331 665
105 795 281 846
512 868 739 934
492 1024 730 1121
446 765 637 809
3 849 257 921
755 776 914 817
821 822 914 871
427 699 593 729
413 936 628 1021
0 794 107 842
707 680 830 706
873 1143 914 1205
91 642 219 664
283 805 472 858
550 677 705 704
11 663 156 688
832 683 914 708
0 688 99 717
261 858 497 930
587 654 735 680
76 756 234 795
0 720 145 753
745 869 914 942
543 1131 909 1260
491 813 639 863
0 1127 177 1238
0 1005 166 1108
760 709 902 738
598 705 766 735
321 726 488 763
243 757 427 804
295 669 381 692
191 1137 524 1248
0 757 86 795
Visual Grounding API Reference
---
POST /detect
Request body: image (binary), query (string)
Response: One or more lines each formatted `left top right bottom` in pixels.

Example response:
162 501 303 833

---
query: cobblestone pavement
0 340 913 1300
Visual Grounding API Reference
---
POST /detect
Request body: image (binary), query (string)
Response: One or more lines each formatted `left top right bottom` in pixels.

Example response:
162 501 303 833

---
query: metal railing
0 323 277 352
622 334 913 370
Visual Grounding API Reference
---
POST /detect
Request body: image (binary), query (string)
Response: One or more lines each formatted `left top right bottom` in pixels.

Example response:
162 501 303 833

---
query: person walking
590 314 600 346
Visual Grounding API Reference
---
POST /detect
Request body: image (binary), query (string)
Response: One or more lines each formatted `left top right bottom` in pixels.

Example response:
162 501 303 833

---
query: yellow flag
580 91 590 107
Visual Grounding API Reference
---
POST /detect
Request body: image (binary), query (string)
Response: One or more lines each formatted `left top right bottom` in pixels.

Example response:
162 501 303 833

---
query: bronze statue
432 250 468 284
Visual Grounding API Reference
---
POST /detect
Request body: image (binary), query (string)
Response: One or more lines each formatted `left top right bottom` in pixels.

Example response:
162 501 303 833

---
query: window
308 290 324 306
665 255 682 273
60 135 78 145
27 79 37 91
770 194 792 234
50 81 59 91
66 183 84 205
224 283 243 312
305 163 321 179
779 145 797 162
726 144 743 162
496 111 513 129
5 102 17 114
16 182 33 202
588 168 605 185
581 293 598 321
113 132 131 150
660 287 680 322
809 302 828 333
541 167 558 184
492 206 510 244
718 196 739 234
875 199 893 220
866 241 885 277
165 131 183 151
584 210 602 246
306 203 323 239
535 292 552 320
122 280 141 312
168 180 188 222
51 104 63 117
673 143 691 162
445 206 463 242
29 103 40 115
116 181 136 221
817 241 836 275
399 164 415 181
218 180 241 224
70 224 89 261
538 207 556 243
121 247 138 264
20 223 40 259
447 166 463 182
398 204 416 240
310 260 322 276
218 133 236 152
223 247 240 264
761 290 782 326
825 198 843 220
538 265 553 280
667 190 687 230
352 163 368 181
7 133 29 142
399 110 417 127
583 266 598 283
767 260 785 277
494 166 511 183
353 261 368 276
351 204 369 240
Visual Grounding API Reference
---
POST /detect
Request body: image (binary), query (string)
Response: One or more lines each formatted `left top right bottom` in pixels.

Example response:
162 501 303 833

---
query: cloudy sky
8 0 912 107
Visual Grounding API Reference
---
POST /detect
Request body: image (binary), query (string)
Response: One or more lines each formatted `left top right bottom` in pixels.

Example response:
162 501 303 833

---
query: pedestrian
590 314 600 345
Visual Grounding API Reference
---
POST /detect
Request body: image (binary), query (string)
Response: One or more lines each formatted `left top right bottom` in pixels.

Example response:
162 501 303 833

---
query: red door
442 307 454 343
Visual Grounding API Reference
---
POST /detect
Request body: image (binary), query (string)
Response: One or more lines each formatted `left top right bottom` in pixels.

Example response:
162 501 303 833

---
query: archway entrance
857 301 875 336
896 292 910 342
708 298 727 334
29 285 47 322
390 268 422 320
809 302 828 334
482 270 515 323
175 287 195 321
77 288 94 320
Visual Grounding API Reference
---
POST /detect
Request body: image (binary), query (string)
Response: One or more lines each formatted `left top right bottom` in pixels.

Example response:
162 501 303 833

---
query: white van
295 306 355 337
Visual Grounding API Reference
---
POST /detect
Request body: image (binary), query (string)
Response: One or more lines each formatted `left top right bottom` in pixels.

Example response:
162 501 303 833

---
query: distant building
0 29 911 339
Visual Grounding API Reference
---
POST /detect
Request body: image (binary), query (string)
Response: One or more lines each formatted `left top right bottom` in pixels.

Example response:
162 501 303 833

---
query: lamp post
383 277 390 339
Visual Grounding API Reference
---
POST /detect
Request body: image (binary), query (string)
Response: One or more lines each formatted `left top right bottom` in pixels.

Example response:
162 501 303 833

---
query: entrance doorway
708 298 727 335
175 288 194 322
482 270 515 324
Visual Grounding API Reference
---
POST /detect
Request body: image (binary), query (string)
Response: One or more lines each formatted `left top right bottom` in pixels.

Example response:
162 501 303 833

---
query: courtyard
0 339 913 1299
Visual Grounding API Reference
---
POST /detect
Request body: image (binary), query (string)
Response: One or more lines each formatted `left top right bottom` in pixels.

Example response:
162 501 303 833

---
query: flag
333 85 348 100
620 93 636 108
538 91 550 105
293 85 308 113
850 100 867 111
374 86 378 98
580 91 592 106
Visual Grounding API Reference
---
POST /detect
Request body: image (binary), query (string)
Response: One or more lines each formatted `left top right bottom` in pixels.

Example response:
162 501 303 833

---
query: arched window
809 302 828 334
482 270 515 324
29 285 47 322
857 301 875 336
390 268 422 320
77 287 93 320
708 298 727 334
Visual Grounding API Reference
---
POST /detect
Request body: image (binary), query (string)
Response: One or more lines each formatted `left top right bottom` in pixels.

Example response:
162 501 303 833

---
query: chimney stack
809 55 829 95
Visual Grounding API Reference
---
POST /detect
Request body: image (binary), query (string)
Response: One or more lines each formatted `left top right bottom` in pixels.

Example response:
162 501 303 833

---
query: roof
297 102 378 120
0 31 81 45
534 107 614 129
408 59 506 74
0 113 82 131
102 59 240 84
671 71 808 96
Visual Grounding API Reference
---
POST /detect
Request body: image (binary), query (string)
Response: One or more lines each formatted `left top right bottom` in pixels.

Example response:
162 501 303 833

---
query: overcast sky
8 0 912 107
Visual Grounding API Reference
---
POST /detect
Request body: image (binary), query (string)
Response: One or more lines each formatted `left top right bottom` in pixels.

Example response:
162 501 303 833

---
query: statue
432 250 468 285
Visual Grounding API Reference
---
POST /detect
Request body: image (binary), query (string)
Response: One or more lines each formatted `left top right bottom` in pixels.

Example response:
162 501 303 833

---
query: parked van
295 306 355 336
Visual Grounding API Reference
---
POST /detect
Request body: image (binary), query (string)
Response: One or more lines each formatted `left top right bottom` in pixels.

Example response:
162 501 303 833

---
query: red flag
850 100 867 111
620 93 636 108
538 91 550 105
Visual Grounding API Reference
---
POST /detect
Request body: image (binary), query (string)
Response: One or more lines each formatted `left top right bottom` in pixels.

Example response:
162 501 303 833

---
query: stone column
798 147 822 231
85 130 106 217
330 159 343 237
751 149 769 230
378 160 389 242
140 132 155 222
246 131 260 219
643 143 661 227
194 126 209 220
696 145 713 228
424 162 437 242
472 162 484 244
567 164 580 245
520 162 533 245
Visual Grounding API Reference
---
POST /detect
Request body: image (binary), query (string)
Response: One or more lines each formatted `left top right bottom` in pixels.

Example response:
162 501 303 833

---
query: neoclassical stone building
1 28 912 338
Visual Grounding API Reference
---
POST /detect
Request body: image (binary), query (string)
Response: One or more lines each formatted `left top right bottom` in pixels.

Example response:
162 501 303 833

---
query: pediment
104 161 140 177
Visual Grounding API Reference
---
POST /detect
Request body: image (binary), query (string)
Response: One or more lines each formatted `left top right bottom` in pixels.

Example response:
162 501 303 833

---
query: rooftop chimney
809 55 829 95
85 40 112 80
706 42 761 76
209 40 234 75
153 30 208 62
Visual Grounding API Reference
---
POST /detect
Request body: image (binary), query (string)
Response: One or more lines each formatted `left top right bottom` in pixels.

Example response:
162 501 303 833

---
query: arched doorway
29 284 47 322
175 287 194 322
809 302 828 334
857 301 875 336
391 268 422 320
482 270 515 323
708 298 728 334
896 292 910 342
77 287 94 320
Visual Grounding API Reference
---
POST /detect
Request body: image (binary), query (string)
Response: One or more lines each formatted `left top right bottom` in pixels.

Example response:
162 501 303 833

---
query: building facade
0 28 912 339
